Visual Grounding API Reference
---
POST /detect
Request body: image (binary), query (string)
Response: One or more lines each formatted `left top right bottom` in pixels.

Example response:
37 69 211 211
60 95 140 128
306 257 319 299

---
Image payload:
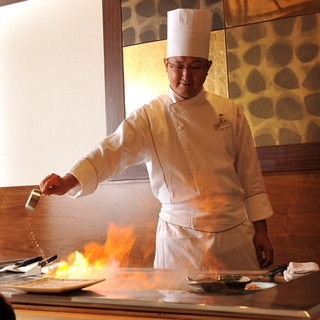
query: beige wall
0 0 106 187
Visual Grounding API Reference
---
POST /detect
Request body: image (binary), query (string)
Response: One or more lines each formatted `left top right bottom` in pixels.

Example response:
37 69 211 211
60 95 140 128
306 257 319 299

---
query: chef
40 8 274 271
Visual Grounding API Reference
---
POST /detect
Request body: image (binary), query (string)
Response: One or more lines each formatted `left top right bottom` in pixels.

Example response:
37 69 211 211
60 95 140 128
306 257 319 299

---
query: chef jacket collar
167 86 186 103
167 86 206 105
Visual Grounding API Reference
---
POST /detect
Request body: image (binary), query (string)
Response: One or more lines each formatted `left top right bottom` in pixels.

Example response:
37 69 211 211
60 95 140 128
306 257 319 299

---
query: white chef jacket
68 88 273 233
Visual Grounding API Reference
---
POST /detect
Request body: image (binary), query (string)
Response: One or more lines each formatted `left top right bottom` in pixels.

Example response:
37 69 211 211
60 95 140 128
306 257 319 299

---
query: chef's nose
182 67 191 74
181 67 193 79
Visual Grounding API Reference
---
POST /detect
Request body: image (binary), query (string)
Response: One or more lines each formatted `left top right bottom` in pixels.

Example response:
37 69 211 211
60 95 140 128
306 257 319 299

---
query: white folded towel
283 262 320 281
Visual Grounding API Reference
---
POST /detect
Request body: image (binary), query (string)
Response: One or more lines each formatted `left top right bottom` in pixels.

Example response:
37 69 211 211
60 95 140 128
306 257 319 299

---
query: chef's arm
40 173 79 196
253 219 274 269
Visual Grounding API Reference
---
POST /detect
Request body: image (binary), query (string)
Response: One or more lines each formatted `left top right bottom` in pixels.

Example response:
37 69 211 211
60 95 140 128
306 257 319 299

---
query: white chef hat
167 8 212 59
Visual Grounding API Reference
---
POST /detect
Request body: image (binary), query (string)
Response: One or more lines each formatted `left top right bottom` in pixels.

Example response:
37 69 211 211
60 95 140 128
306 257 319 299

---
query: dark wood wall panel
263 171 320 266
257 143 320 173
0 181 159 267
102 0 125 134
0 0 26 6
1 170 319 269
115 143 320 180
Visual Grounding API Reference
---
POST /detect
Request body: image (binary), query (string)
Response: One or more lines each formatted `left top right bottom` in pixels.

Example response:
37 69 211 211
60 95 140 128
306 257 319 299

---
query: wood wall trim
111 143 320 180
257 143 320 173
102 0 125 135
0 0 26 7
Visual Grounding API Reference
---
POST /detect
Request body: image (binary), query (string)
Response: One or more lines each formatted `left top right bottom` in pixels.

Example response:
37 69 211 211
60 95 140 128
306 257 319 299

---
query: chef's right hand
40 173 79 196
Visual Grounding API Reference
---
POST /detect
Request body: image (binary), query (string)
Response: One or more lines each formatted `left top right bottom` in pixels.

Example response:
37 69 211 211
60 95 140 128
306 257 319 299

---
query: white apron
154 218 260 271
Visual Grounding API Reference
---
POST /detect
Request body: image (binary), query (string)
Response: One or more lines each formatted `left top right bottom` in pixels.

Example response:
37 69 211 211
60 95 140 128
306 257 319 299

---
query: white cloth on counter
283 262 320 281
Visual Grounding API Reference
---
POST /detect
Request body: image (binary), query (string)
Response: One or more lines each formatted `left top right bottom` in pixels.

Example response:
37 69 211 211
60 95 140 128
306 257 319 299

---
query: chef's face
164 56 212 99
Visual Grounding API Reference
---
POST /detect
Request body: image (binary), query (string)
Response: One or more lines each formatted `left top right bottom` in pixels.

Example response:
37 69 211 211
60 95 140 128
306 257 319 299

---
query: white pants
154 218 260 271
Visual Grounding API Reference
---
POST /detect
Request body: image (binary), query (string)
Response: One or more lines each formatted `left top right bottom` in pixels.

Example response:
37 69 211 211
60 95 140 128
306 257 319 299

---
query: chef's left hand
253 219 274 269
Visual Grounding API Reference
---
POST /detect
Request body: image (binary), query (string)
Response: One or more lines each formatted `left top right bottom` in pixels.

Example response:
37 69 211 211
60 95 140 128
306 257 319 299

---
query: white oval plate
245 281 277 292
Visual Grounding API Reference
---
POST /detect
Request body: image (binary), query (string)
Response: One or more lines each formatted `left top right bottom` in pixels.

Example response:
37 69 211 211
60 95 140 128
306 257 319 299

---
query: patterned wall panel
121 0 224 46
227 13 320 146
121 0 320 146
224 0 320 27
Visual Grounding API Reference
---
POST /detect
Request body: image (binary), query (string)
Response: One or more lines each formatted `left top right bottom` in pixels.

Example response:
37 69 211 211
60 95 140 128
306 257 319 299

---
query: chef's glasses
166 59 209 74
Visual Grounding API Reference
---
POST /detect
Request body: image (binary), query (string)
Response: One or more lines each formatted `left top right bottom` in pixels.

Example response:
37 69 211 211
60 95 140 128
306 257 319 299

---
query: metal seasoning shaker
25 189 42 212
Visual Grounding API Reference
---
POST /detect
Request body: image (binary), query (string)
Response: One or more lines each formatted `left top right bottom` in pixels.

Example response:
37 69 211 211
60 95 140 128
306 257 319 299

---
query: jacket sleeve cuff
66 158 98 198
244 193 274 222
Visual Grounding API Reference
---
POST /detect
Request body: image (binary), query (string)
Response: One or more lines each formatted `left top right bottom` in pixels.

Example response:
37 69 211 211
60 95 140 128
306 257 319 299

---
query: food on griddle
245 283 261 290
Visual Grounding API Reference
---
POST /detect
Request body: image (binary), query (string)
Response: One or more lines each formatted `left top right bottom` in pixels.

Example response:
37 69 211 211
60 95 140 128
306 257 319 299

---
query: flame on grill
50 222 188 291
53 222 136 279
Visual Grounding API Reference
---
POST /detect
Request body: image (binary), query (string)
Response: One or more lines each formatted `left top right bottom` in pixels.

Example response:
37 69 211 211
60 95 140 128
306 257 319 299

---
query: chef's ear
206 60 213 73
164 58 169 71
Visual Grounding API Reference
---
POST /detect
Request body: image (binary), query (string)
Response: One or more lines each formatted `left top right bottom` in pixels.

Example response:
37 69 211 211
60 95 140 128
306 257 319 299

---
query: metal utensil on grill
18 254 58 278
0 256 42 273
25 189 42 212
262 264 287 282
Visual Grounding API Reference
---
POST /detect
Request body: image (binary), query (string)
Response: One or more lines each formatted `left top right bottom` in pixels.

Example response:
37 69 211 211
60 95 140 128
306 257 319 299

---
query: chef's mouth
180 82 193 86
